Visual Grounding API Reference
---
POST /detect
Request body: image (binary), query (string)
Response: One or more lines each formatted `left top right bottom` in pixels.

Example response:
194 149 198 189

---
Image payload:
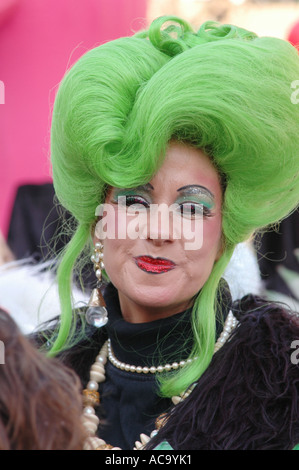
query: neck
118 292 194 323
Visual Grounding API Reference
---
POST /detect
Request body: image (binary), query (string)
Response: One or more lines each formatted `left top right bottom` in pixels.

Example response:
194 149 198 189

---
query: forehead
151 141 222 194
106 141 223 202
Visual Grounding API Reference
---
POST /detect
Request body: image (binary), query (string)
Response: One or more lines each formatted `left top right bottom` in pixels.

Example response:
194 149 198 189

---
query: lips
134 256 176 274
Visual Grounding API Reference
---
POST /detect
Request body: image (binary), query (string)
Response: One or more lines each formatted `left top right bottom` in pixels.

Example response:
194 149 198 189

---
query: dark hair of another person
0 309 86 450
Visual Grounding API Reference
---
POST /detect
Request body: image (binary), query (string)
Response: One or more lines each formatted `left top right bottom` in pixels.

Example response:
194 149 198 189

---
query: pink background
0 0 147 236
288 20 299 49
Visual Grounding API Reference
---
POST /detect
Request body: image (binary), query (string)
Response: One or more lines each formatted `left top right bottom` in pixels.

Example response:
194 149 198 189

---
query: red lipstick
134 256 176 274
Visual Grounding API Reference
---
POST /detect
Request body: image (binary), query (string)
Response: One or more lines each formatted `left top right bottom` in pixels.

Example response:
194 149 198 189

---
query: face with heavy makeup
94 141 223 323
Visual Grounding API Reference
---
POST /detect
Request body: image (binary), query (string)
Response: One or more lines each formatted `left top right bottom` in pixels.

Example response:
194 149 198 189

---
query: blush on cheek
205 217 222 247
183 220 222 269
112 207 126 240
96 204 126 240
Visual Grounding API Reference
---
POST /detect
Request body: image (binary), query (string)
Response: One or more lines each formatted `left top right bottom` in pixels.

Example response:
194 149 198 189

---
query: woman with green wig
48 15 299 450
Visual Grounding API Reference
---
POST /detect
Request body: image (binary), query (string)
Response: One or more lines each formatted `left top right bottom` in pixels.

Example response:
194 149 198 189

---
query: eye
110 194 150 209
178 202 212 219
124 195 150 209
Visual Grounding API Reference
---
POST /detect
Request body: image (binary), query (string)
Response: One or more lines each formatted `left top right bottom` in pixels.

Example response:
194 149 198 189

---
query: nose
140 204 175 245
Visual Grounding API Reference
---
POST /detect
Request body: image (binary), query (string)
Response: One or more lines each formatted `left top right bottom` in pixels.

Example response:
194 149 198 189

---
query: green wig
50 16 299 396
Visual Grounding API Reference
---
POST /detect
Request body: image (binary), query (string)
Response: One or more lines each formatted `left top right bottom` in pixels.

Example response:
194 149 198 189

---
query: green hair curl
50 16 299 396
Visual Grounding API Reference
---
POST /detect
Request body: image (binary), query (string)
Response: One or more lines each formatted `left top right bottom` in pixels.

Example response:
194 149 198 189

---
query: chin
134 284 190 310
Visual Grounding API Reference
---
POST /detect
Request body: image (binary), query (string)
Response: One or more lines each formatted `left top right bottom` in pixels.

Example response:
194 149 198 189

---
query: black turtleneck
104 283 195 368
91 282 231 449
96 283 193 449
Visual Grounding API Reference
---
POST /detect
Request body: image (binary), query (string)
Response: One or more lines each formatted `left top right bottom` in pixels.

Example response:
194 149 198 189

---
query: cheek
203 216 223 253
96 203 122 240
100 203 145 241
102 237 128 287
99 207 135 279
184 216 222 268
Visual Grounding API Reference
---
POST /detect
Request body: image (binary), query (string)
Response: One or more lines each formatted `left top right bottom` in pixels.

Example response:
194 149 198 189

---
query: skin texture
95 141 223 323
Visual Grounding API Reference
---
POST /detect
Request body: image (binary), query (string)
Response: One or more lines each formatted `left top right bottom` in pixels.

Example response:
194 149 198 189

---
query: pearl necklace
82 311 238 450
107 339 198 374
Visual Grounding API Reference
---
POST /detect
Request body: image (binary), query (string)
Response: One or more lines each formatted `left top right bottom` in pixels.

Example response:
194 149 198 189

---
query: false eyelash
178 203 214 218
124 195 150 207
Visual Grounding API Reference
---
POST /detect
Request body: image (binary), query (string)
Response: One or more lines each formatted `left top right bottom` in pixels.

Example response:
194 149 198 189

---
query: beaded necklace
82 311 238 450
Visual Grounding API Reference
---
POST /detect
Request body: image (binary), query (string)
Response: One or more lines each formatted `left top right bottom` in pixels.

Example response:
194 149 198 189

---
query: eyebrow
177 184 214 199
116 183 214 198
116 183 154 193
135 183 154 192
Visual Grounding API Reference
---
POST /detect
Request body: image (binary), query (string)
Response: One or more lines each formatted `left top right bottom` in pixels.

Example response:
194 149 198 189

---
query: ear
92 232 103 247
90 219 103 247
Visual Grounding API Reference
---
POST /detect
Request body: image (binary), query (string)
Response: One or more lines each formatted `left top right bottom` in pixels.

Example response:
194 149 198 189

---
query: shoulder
221 294 299 375
231 294 299 348
147 295 299 449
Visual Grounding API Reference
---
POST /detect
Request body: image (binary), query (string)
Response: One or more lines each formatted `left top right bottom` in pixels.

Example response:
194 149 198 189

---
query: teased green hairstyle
50 16 299 396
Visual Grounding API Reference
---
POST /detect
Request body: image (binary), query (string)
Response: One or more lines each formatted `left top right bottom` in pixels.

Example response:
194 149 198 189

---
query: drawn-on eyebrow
177 184 214 199
135 183 154 192
116 183 154 193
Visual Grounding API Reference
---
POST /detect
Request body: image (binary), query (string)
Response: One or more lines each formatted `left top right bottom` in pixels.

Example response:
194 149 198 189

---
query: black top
85 283 231 449
96 283 193 449
43 282 231 449
34 286 299 450
146 295 299 450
